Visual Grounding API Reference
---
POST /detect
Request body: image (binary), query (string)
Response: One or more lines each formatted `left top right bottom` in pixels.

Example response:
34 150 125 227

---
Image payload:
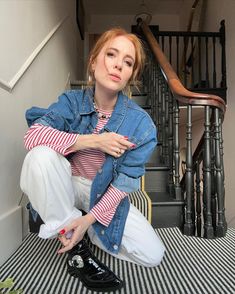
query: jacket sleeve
112 115 157 192
25 91 81 133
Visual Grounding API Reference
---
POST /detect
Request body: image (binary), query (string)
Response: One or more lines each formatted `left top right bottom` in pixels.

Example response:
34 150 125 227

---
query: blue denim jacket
26 88 157 253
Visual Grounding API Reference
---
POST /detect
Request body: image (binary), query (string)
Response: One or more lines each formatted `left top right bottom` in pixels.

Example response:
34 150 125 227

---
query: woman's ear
90 56 96 72
91 62 96 72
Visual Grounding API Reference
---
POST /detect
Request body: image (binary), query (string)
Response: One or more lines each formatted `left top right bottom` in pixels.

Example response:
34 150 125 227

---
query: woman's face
92 35 136 95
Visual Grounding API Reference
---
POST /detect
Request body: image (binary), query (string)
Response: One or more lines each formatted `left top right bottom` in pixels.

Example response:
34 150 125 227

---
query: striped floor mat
1 227 235 294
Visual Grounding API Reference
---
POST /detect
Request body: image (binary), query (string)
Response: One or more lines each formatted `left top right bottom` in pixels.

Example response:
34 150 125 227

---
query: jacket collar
80 87 95 115
104 91 128 133
81 88 129 133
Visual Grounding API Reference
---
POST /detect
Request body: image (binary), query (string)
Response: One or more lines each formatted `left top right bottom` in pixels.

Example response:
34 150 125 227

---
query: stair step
141 105 151 110
148 192 184 205
144 163 170 193
148 192 184 228
146 145 163 166
131 93 148 105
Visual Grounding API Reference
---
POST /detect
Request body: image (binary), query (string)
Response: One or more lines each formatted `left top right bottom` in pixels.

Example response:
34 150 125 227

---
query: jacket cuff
112 172 140 193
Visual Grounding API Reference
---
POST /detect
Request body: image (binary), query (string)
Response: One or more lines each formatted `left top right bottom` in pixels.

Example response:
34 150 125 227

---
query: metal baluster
169 36 172 64
196 160 202 237
212 36 217 88
161 36 165 52
161 81 167 164
152 58 157 124
214 108 226 237
210 115 217 231
176 36 179 76
184 105 194 234
158 72 163 151
168 91 174 196
174 100 181 200
191 36 194 88
183 36 187 87
205 36 209 87
203 106 214 238
220 20 227 91
198 36 202 87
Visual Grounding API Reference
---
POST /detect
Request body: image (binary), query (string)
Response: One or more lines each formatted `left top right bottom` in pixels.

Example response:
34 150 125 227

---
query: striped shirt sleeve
24 123 78 155
89 184 127 227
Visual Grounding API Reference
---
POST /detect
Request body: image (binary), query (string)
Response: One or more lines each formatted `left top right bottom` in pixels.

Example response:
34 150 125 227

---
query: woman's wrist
73 134 99 150
85 212 96 225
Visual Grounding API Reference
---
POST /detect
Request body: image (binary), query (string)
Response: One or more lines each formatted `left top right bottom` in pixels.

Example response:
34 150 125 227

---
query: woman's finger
57 228 83 254
58 235 70 246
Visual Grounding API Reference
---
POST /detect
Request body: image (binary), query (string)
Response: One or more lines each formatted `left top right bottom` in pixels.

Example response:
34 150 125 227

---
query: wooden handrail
139 20 226 114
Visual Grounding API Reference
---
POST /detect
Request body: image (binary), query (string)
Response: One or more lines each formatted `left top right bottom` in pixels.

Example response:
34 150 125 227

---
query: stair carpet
1 227 235 294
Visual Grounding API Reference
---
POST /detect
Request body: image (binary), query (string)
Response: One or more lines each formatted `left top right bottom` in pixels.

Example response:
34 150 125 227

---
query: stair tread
131 93 148 96
145 163 170 170
147 191 185 205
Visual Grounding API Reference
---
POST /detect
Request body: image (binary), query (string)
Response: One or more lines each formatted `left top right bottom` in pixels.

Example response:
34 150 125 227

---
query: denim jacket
26 88 157 253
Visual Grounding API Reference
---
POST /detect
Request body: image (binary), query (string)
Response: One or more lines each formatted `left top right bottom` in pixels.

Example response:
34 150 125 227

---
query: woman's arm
89 184 127 227
25 124 134 157
24 123 78 156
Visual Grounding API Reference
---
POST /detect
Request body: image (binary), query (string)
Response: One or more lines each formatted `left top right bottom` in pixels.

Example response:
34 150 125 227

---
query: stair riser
144 170 169 192
152 205 184 228
147 146 162 165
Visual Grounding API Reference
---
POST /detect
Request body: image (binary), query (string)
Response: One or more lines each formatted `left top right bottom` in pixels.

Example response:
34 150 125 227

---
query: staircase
130 90 185 229
132 19 227 240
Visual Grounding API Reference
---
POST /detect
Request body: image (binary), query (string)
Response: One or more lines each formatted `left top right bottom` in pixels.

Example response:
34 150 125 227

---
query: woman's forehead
102 36 136 58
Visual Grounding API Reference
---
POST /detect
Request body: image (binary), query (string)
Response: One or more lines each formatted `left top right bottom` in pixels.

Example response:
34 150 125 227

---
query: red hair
87 27 146 90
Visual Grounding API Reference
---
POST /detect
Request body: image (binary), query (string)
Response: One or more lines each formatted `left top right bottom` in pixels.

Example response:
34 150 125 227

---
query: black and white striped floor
1 227 235 294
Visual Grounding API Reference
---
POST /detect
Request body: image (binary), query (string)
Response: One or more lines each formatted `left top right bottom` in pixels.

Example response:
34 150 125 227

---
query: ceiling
84 0 184 16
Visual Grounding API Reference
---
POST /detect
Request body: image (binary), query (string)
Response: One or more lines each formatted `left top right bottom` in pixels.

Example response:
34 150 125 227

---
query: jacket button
97 193 101 198
101 230 105 235
113 244 118 250
98 168 102 174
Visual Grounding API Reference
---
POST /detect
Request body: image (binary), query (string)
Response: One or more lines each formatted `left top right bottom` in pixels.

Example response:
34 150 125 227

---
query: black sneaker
67 239 124 292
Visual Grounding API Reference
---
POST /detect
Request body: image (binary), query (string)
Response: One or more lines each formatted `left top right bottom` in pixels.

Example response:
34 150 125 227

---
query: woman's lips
109 73 121 81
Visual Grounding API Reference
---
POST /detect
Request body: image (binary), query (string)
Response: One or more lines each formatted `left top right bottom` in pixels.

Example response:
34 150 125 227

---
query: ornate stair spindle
214 108 227 237
184 105 195 235
196 160 202 237
210 118 217 232
203 106 214 238
173 100 181 200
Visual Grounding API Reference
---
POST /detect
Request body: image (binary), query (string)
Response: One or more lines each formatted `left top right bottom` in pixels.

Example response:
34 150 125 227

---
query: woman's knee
132 239 166 268
21 146 66 182
24 146 58 166
143 245 165 267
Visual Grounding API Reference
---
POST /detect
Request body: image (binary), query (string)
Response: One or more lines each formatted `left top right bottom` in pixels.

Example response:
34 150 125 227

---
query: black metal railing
137 19 227 238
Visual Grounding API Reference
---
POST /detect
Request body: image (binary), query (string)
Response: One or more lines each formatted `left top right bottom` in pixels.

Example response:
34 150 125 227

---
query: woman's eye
107 52 115 57
125 60 133 67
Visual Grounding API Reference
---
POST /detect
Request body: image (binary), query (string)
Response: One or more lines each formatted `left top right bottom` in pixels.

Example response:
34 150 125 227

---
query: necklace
93 102 113 119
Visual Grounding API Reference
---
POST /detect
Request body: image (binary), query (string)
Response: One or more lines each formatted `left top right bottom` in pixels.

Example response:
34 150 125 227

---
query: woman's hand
96 132 135 157
57 213 96 254
71 133 135 158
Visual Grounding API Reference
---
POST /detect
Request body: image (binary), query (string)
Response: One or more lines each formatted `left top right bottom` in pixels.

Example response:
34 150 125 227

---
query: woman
20 27 165 292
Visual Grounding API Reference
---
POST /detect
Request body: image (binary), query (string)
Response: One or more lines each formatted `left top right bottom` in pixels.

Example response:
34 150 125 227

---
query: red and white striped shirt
24 110 127 227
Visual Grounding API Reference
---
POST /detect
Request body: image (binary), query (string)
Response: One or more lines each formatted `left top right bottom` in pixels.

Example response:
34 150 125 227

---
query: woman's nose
114 59 122 70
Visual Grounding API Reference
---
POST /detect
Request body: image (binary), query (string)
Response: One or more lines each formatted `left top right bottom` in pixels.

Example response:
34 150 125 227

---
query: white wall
87 13 180 34
0 0 83 265
201 0 235 227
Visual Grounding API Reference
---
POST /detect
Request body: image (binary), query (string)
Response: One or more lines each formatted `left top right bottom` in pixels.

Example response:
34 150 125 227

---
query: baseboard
0 206 22 266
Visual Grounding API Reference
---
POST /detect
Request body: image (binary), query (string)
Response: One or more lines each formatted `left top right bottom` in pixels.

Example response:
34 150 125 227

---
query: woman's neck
94 87 118 111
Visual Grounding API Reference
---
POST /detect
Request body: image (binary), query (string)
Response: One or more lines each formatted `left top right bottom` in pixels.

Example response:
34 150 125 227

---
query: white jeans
20 146 165 267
